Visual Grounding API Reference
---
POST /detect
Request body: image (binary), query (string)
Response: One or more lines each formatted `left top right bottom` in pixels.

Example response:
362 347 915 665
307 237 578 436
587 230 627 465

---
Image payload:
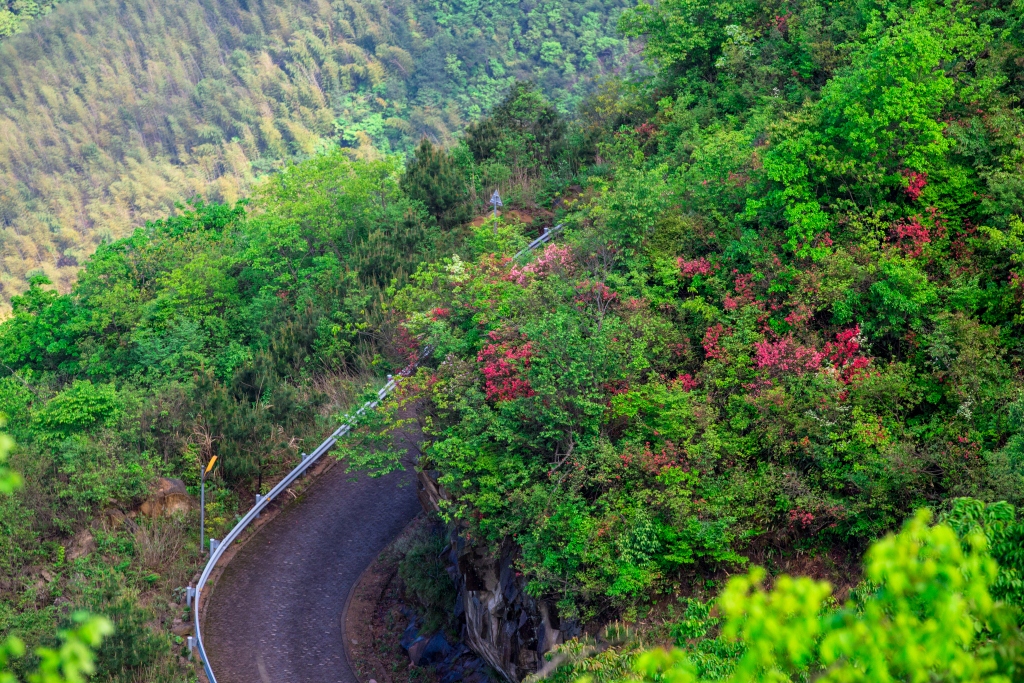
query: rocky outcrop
417 471 579 682
401 613 493 683
67 529 97 560
138 477 193 517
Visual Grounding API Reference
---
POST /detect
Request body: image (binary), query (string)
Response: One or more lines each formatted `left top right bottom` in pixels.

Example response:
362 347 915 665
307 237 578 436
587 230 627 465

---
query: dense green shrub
91 600 167 681
397 521 460 636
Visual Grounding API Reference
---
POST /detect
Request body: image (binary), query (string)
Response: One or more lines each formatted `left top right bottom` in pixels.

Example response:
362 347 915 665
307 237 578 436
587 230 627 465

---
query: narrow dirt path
202 459 421 683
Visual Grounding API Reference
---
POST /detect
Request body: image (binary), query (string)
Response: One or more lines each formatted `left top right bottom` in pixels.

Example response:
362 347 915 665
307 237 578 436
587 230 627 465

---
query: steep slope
351 0 1024 648
0 0 633 306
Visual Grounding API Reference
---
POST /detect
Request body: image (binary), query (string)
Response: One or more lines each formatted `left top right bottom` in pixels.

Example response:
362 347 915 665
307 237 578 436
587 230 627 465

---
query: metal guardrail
513 223 564 260
185 358 419 681
187 222 564 682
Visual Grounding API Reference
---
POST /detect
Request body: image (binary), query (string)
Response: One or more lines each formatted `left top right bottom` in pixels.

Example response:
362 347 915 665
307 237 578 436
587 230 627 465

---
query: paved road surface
203 462 421 683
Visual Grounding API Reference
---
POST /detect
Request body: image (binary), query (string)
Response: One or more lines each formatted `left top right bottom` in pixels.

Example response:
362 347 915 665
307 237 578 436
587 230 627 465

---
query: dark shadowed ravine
203 461 421 683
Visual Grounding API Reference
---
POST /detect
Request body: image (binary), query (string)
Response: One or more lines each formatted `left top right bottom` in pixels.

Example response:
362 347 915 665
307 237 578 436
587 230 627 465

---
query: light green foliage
756 0 982 256
627 511 1021 683
0 0 64 38
942 498 1024 608
0 427 19 495
32 382 119 443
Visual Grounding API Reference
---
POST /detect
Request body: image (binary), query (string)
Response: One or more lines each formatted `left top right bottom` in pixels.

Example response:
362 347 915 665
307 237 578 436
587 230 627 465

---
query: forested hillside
3 0 1024 679
0 0 65 37
0 0 633 308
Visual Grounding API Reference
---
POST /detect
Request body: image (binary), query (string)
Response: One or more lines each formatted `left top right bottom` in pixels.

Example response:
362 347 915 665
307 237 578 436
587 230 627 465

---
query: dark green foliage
92 599 168 680
401 140 474 229
465 82 568 172
397 520 459 636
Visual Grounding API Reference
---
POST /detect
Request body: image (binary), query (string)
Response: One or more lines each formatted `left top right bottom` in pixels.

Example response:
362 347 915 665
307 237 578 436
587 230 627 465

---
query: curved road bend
203 461 421 683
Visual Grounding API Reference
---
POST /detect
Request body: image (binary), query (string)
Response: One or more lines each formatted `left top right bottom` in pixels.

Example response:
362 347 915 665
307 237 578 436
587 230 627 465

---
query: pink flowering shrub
478 334 536 402
620 441 683 475
753 336 824 375
675 374 699 391
749 326 869 386
574 280 619 313
891 216 930 257
824 325 871 384
508 243 573 285
395 324 421 363
902 169 928 200
703 324 727 360
678 257 713 277
724 271 757 310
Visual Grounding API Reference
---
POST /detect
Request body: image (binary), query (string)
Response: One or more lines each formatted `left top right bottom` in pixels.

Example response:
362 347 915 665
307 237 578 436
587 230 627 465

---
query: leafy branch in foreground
623 510 1024 683
0 424 20 494
1 613 113 683
0 430 112 683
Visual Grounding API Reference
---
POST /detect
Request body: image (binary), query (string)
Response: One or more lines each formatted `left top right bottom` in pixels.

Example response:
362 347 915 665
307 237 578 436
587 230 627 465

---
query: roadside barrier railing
187 222 564 682
513 223 564 261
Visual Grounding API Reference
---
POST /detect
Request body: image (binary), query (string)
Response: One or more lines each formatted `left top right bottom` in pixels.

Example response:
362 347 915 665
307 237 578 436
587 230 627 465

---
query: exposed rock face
67 529 97 560
418 471 579 682
138 477 193 517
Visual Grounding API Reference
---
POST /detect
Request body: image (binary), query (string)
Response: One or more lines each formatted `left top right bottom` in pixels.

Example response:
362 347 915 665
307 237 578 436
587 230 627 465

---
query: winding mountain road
202 461 421 683
200 229 560 683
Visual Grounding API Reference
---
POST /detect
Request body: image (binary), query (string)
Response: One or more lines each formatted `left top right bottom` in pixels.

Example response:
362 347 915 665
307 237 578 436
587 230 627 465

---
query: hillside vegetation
2 0 1024 678
0 0 65 38
371 0 1024 616
0 0 632 308
0 84 587 676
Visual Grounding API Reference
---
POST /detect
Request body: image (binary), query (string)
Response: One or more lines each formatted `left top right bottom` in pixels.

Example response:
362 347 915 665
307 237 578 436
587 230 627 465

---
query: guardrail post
186 586 195 607
210 538 220 554
255 494 264 517
186 636 194 656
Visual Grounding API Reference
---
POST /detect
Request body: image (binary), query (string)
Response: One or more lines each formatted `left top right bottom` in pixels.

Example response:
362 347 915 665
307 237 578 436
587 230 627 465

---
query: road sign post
200 456 217 553
489 189 503 221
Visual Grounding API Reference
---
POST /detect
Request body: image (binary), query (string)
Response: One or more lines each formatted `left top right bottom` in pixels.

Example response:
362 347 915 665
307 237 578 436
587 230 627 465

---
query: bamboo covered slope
0 0 633 308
